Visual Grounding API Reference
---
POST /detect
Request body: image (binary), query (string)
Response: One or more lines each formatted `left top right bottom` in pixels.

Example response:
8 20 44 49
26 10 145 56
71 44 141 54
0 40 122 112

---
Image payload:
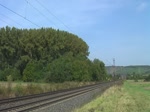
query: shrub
144 74 150 82
0 68 20 81
23 61 44 82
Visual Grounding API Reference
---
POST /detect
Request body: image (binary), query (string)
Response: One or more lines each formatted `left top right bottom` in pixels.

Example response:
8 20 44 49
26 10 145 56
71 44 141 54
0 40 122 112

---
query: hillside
106 65 150 76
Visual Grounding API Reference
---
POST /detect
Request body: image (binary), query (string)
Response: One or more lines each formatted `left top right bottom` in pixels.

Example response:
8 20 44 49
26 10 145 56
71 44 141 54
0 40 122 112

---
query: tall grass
0 81 95 99
74 80 150 112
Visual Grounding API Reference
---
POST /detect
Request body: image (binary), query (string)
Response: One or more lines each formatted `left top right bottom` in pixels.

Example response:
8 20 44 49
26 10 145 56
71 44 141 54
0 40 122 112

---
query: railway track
0 80 121 112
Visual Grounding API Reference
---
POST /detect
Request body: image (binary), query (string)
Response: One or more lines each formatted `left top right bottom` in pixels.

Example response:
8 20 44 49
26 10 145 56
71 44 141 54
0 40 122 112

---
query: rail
0 80 123 112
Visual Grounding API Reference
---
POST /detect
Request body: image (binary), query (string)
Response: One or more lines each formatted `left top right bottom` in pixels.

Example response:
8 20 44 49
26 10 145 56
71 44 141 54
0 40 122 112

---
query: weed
13 83 24 97
7 75 12 95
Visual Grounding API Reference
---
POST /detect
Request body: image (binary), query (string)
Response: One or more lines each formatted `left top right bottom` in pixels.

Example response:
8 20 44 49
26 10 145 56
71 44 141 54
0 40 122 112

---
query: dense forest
0 26 109 82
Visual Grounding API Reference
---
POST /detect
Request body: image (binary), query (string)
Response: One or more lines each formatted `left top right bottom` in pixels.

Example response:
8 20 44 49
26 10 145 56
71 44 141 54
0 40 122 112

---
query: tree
144 74 150 82
23 60 44 82
45 53 73 82
0 67 20 81
0 26 108 82
92 59 107 81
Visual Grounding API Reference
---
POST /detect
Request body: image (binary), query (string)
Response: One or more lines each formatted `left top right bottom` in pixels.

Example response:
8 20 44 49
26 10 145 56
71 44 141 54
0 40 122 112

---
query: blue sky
0 0 150 66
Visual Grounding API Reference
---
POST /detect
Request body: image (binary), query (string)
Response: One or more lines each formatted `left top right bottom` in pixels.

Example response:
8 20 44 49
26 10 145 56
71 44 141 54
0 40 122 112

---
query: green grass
74 80 150 112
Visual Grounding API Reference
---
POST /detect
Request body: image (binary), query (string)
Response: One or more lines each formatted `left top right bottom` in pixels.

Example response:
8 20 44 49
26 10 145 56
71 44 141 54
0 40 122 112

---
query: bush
0 68 20 81
144 74 150 82
23 61 44 82
45 54 93 82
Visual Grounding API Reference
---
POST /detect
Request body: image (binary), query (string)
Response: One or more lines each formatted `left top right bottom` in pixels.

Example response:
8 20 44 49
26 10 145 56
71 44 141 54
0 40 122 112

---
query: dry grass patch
0 81 95 99
144 87 150 90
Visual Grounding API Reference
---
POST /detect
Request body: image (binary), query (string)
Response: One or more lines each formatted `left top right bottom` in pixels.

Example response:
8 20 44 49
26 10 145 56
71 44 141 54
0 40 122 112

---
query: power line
25 0 29 19
0 18 12 26
0 13 23 27
35 0 72 32
105 59 113 66
25 0 58 28
0 3 40 28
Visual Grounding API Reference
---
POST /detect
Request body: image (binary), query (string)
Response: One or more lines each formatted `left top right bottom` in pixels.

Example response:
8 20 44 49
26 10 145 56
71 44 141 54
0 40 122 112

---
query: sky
0 0 150 66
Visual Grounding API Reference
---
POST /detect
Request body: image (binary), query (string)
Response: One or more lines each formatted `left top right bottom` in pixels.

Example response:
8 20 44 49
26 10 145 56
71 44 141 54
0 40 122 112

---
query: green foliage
45 54 93 82
126 72 144 81
71 58 92 81
23 60 44 82
144 74 150 82
106 65 150 78
0 68 20 81
45 54 72 82
7 75 12 82
92 59 107 81
132 72 139 82
0 26 108 82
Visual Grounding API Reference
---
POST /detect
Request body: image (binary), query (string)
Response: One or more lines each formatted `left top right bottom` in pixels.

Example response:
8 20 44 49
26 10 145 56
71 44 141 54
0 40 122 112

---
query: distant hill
106 65 150 76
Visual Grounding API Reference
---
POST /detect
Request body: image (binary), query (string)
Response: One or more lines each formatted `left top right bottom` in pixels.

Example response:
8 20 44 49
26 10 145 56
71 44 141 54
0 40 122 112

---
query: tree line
126 72 150 82
0 26 109 82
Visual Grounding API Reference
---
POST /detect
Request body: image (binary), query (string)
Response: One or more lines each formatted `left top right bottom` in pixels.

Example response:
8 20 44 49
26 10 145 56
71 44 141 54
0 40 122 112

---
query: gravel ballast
33 82 116 112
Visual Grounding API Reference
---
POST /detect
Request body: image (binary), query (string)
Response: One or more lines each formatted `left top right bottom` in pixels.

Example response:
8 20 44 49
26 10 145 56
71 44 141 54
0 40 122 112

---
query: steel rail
0 81 111 104
0 81 121 112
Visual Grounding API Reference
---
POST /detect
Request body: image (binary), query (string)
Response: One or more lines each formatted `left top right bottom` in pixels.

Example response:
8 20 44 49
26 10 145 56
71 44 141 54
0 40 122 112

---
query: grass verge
0 81 95 99
73 80 150 112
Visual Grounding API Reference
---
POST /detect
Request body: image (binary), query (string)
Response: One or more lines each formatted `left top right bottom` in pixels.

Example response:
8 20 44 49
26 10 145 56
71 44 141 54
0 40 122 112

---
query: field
0 81 95 99
74 80 150 112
